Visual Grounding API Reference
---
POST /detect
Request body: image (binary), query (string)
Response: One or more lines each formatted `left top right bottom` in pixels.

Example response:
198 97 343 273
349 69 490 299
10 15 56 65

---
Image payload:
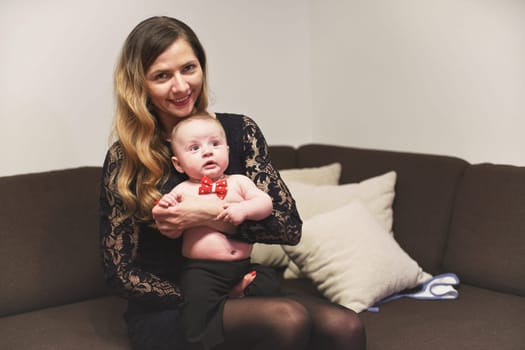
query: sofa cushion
279 162 342 185
282 171 397 279
285 170 396 225
251 162 342 267
282 201 431 313
0 296 128 350
443 164 525 296
295 144 468 274
267 145 298 170
0 167 108 317
360 284 525 350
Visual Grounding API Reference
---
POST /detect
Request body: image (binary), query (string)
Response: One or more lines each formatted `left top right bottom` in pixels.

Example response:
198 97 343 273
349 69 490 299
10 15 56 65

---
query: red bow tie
199 176 228 199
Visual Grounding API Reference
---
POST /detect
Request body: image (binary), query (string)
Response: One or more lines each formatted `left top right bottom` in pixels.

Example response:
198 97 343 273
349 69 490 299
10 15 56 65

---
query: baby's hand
156 192 180 208
216 202 247 225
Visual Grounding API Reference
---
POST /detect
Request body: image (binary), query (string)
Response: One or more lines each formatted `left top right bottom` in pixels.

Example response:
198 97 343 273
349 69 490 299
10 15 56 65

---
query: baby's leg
180 260 235 349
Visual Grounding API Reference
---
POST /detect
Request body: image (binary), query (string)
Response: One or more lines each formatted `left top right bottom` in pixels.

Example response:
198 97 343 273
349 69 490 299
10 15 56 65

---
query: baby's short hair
170 112 224 141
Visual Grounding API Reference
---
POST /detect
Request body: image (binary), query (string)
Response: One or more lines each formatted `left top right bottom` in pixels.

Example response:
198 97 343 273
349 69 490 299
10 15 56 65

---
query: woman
100 15 366 350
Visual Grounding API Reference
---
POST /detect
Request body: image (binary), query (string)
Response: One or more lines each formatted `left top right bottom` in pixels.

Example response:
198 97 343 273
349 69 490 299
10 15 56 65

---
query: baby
157 113 280 348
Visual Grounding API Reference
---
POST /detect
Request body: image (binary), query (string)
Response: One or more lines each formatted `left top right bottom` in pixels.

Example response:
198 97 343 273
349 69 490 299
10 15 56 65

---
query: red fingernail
250 270 257 277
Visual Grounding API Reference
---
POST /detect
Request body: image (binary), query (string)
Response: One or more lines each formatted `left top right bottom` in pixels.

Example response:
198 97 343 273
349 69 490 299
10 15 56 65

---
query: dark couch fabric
0 297 128 350
294 144 469 274
443 164 525 295
1 144 524 349
360 285 525 350
0 167 108 317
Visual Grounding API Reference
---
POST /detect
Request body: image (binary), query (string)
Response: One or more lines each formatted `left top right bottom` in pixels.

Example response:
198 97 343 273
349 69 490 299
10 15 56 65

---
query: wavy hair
112 16 209 221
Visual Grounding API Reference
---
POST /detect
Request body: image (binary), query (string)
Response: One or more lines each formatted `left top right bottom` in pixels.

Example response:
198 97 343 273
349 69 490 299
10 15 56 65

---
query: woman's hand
152 193 237 238
152 200 184 239
152 192 198 238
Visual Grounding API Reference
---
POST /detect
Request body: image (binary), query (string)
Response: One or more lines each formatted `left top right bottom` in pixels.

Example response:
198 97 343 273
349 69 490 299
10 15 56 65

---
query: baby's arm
157 190 181 208
217 175 273 225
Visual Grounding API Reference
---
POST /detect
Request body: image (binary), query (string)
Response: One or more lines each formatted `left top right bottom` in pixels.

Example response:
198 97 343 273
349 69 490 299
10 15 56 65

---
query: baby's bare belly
182 226 252 260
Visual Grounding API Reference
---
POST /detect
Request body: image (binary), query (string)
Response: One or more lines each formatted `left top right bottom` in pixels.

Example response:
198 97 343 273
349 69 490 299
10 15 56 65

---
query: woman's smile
170 93 192 107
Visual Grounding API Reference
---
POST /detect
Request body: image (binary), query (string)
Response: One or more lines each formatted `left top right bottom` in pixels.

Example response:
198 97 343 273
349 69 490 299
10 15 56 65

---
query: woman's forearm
153 194 237 236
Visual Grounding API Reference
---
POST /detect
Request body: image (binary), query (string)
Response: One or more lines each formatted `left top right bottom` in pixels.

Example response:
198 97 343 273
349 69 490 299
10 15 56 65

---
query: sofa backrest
269 144 468 275
443 163 525 296
0 167 108 317
268 145 298 170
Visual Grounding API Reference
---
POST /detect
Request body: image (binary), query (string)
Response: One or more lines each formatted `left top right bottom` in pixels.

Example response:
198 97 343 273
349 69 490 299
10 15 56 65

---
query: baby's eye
189 144 200 152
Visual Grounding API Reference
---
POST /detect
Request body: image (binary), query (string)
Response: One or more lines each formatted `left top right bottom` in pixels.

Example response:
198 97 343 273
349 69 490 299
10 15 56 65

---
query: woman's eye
183 64 196 73
155 72 169 80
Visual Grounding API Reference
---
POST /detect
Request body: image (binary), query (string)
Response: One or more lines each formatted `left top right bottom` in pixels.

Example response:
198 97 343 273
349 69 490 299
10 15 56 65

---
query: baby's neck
190 174 227 183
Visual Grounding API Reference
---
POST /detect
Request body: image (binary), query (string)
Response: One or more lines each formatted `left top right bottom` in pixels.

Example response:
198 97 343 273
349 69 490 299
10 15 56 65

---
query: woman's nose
171 73 189 92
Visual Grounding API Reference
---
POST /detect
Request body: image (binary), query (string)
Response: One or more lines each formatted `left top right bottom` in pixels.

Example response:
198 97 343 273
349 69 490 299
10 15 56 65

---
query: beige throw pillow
286 171 396 230
279 162 342 186
282 201 432 313
283 171 397 278
251 163 342 267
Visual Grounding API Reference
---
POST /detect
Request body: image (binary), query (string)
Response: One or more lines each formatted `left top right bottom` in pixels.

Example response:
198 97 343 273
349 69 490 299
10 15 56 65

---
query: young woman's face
145 38 204 132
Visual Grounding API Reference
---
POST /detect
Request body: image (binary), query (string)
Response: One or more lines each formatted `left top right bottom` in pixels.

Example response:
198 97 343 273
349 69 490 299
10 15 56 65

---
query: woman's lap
125 294 365 350
285 294 366 349
221 294 365 349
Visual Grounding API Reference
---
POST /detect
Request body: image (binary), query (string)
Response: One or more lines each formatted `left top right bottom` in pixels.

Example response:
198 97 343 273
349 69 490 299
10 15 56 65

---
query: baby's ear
171 156 185 173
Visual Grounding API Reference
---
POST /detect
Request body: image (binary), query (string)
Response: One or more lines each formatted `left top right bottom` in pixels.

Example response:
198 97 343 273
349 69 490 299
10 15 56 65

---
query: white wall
310 0 525 165
2 0 525 177
0 0 312 176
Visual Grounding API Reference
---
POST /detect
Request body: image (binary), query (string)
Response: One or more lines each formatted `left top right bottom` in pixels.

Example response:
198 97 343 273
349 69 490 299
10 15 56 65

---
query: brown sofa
1 143 524 349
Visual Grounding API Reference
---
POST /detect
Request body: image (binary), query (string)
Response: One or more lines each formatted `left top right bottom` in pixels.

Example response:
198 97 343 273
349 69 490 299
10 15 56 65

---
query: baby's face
171 119 229 181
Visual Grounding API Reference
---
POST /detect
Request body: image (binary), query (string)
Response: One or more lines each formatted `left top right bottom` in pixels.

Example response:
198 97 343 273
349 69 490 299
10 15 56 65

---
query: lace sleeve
99 143 183 308
235 116 302 245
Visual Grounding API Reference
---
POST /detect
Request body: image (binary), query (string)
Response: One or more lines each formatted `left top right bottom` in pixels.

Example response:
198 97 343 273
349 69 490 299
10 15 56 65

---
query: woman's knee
271 298 312 331
335 307 364 331
265 298 313 347
342 312 366 343
321 307 366 348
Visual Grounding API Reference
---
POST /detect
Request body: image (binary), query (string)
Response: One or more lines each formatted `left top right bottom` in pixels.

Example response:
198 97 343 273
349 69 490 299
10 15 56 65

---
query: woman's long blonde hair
113 16 209 221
